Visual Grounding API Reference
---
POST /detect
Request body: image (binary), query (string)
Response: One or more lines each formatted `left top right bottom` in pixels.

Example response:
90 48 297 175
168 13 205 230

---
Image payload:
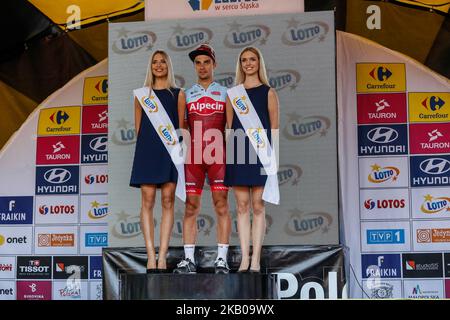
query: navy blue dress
225 85 272 187
130 88 180 188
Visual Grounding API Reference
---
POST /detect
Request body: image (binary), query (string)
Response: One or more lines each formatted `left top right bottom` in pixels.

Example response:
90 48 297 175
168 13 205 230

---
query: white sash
133 87 186 202
227 84 279 205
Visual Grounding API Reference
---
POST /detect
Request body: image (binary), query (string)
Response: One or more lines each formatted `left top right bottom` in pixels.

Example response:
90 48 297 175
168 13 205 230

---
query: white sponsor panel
0 226 33 255
412 220 450 251
411 187 450 219
53 280 88 300
80 225 108 255
403 280 444 299
359 157 408 188
80 194 109 224
360 188 410 220
0 256 16 279
35 195 79 224
34 226 78 255
361 221 411 252
362 280 402 299
0 280 16 300
89 281 103 300
80 165 108 194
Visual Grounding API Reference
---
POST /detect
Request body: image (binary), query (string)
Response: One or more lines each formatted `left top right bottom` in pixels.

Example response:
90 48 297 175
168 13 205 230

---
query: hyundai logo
89 136 108 152
419 158 450 175
44 168 71 184
367 127 398 144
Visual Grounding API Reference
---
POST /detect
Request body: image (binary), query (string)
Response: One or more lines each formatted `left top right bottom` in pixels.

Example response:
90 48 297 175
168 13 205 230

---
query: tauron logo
49 111 69 125
44 168 71 184
52 141 65 153
375 99 390 112
422 96 445 112
370 67 392 81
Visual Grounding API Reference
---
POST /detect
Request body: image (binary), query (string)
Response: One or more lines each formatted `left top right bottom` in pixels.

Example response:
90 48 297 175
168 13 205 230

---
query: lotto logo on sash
357 93 407 124
357 124 408 156
356 64 406 93
409 123 450 155
81 135 108 164
82 105 108 134
410 155 450 187
83 76 108 105
36 136 80 165
409 93 449 123
81 165 108 194
35 166 79 195
37 107 81 136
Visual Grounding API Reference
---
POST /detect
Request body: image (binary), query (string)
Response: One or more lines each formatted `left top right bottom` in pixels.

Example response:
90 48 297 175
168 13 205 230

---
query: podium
120 273 278 299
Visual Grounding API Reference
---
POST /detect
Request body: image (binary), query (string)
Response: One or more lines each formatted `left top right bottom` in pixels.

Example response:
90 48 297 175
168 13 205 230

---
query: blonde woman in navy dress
225 47 279 273
130 50 185 273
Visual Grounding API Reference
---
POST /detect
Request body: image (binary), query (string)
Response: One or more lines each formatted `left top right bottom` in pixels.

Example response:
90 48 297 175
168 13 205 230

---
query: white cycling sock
184 244 195 264
217 243 229 261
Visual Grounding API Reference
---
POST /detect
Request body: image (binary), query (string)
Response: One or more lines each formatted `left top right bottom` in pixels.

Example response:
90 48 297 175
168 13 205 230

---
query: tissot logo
17 257 51 279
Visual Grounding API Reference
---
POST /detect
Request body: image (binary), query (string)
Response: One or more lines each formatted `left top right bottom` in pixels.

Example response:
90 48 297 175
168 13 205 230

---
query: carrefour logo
268 69 301 92
111 118 136 146
283 113 330 140
142 96 158 113
95 79 108 95
112 27 156 54
44 168 71 184
167 24 213 51
420 158 450 175
232 96 250 115
158 125 176 145
370 67 393 82
282 18 329 45
421 194 450 214
285 209 333 236
49 111 69 125
224 21 270 48
368 164 400 183
422 96 445 112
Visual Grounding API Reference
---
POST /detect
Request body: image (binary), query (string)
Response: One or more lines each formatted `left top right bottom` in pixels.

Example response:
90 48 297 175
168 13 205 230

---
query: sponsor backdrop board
338 31 450 299
0 61 108 300
108 11 338 247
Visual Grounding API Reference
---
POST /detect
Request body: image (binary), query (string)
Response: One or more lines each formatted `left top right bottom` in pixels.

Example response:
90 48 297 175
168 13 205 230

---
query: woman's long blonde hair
143 50 177 90
235 46 269 86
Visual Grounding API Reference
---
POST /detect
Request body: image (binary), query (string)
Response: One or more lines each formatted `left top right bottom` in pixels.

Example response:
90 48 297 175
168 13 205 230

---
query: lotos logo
247 128 265 148
111 118 136 145
112 27 156 54
282 18 329 45
285 209 333 236
278 164 302 186
232 96 249 115
167 24 213 51
187 0 213 11
49 111 69 125
283 113 331 140
89 136 108 152
95 79 108 95
44 168 71 184
367 127 398 144
370 67 393 82
419 158 450 175
38 205 75 215
142 95 158 113
364 199 376 210
88 201 109 220
364 198 405 210
420 194 450 214
158 125 177 145
84 174 108 185
111 211 142 239
368 164 400 183
188 96 225 115
268 69 301 92
422 96 445 112
224 21 270 48
216 72 235 88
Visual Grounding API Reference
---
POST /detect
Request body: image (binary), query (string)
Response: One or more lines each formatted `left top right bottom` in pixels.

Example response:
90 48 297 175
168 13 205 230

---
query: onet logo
188 0 213 11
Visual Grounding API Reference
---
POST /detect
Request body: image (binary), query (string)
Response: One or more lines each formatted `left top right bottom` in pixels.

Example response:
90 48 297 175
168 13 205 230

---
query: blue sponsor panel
367 229 405 244
81 135 108 164
85 233 108 247
361 254 401 279
358 124 408 156
0 197 33 224
89 256 103 279
35 166 79 195
410 155 450 187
